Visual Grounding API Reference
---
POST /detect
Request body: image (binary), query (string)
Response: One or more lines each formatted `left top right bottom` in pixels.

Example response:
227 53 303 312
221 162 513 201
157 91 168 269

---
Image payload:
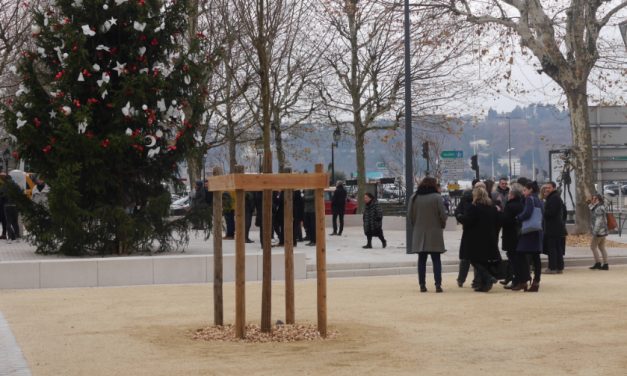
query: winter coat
516 195 544 253
459 203 501 262
303 190 315 213
363 199 383 236
331 185 347 214
543 190 567 238
492 186 509 211
501 197 524 252
590 203 608 237
408 187 447 254
31 184 50 207
293 190 304 222
454 189 473 259
222 191 235 214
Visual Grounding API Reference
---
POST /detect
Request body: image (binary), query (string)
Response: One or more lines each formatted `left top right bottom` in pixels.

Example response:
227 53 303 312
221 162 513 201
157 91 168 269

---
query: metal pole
403 0 413 252
508 117 512 182
331 141 335 186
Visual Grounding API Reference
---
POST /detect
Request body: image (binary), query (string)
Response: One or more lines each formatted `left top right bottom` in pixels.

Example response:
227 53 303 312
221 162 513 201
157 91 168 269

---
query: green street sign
440 150 463 159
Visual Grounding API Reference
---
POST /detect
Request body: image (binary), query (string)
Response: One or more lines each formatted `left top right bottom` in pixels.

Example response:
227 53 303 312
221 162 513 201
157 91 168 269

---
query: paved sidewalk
0 312 31 376
2 217 627 270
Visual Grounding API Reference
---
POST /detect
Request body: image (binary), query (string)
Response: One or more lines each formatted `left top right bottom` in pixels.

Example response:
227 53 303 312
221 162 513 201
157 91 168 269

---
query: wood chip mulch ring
566 234 627 248
192 323 338 343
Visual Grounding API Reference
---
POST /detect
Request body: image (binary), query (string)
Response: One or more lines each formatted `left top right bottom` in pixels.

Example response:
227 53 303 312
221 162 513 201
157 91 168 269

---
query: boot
589 262 602 270
420 285 427 293
526 280 540 292
382 239 387 248
601 264 609 270
362 244 372 249
435 285 443 293
510 282 528 291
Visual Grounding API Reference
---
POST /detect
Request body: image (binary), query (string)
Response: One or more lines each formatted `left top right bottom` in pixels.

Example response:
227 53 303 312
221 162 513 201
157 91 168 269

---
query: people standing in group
331 181 347 236
500 184 524 289
408 177 447 293
589 193 609 270
515 181 544 292
362 192 386 249
542 181 567 274
461 187 501 292
303 189 316 246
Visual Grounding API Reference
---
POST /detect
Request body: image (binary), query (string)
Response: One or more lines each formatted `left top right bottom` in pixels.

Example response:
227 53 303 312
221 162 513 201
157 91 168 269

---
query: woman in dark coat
455 188 475 288
461 187 502 292
409 177 447 293
500 185 524 288
515 181 544 292
362 192 385 249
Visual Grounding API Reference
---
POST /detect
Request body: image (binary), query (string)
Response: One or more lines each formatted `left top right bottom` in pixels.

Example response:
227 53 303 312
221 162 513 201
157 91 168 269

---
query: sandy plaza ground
1 267 627 376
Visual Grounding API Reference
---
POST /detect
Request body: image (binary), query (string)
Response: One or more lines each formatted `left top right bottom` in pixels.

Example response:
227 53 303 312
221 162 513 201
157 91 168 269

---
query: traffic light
422 142 429 159
470 155 478 171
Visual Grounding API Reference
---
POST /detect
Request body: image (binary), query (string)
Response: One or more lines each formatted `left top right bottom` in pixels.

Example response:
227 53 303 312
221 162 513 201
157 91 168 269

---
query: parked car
324 187 358 215
170 196 190 216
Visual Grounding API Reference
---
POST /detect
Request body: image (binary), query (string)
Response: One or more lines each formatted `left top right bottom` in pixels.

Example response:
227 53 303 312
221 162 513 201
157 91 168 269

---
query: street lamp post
507 117 512 182
331 126 341 185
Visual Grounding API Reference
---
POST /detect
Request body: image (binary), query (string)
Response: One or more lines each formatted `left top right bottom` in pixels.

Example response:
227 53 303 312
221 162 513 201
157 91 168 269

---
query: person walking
362 192 386 249
331 181 347 236
543 181 567 274
408 177 447 293
2 176 20 243
589 193 609 270
244 191 255 243
500 185 524 289
462 187 502 292
515 181 544 292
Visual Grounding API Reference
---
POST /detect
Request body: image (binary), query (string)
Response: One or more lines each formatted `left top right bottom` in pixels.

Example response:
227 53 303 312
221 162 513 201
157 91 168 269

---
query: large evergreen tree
3 0 210 255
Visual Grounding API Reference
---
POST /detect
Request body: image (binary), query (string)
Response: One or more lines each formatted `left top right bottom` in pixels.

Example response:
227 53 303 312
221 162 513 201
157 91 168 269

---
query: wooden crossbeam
205 173 328 192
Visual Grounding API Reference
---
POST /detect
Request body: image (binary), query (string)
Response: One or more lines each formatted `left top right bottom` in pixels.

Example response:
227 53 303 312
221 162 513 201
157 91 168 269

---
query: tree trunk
227 120 237 173
566 88 594 234
355 127 366 213
272 111 287 171
186 152 203 190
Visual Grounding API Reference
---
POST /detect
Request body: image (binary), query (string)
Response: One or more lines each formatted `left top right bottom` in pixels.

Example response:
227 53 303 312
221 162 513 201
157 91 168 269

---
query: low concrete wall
0 252 307 289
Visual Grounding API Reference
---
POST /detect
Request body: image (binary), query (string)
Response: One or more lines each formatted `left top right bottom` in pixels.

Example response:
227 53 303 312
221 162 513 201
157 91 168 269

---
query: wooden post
314 164 327 337
212 167 224 326
283 168 295 324
261 153 273 333
234 165 246 338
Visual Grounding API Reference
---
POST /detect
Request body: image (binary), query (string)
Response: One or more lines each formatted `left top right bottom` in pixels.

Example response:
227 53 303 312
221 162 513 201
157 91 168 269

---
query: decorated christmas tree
3 0 211 255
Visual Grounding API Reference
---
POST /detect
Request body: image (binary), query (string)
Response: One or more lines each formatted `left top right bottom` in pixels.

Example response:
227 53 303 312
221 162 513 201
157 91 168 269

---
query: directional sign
441 150 463 159
440 150 465 180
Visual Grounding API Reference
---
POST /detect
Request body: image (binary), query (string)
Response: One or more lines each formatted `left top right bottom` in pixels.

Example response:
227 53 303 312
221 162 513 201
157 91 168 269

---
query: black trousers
303 212 316 243
4 205 19 240
332 211 344 235
546 236 565 271
245 210 253 241
457 259 479 285
514 252 542 283
366 229 385 246
471 261 496 287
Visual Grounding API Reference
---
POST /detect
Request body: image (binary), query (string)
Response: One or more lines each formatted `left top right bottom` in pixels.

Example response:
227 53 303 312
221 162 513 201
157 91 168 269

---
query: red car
324 188 358 215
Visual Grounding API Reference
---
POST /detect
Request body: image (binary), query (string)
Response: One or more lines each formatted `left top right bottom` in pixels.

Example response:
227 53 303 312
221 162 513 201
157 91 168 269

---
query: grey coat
408 190 447 254
590 203 608 237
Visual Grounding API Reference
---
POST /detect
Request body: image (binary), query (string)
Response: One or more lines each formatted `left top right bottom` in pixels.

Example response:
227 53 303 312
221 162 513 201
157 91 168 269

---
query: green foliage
2 0 214 255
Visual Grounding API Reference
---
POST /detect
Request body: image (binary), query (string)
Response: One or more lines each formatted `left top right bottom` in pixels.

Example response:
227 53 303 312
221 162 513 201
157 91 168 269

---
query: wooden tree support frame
206 163 329 339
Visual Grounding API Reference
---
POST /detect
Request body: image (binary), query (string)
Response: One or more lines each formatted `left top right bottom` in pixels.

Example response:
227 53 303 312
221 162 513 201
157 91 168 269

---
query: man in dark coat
542 181 567 273
244 192 255 243
500 186 524 287
331 181 347 236
303 189 316 246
